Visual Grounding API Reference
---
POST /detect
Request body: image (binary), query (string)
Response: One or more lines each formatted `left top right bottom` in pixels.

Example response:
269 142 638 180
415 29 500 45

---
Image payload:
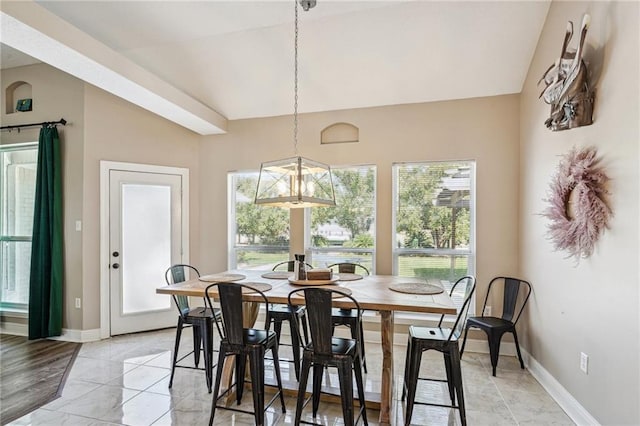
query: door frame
99 161 189 339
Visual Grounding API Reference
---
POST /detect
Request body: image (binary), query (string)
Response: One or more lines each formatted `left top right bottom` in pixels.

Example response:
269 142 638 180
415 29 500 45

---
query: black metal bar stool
328 262 369 373
205 282 286 426
288 287 368 426
166 264 221 393
266 260 311 380
401 275 476 426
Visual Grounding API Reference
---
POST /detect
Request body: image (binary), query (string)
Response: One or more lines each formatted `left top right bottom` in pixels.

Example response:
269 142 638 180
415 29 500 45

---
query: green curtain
28 126 64 339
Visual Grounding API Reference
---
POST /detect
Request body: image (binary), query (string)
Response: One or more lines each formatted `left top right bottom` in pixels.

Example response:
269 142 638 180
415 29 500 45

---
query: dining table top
156 269 457 315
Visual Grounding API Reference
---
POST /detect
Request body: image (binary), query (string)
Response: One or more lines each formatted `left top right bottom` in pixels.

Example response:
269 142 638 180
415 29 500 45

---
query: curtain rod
0 118 67 132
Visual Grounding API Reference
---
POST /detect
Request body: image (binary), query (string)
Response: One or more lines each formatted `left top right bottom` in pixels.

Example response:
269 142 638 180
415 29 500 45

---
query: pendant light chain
293 0 299 155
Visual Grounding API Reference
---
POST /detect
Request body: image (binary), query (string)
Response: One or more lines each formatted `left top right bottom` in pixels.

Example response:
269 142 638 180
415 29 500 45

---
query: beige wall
519 1 639 424
82 84 201 329
1 65 201 332
198 95 521 314
1 63 85 331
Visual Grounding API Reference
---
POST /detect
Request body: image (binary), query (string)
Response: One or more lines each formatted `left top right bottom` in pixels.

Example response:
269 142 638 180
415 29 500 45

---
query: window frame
1 142 38 313
391 160 476 317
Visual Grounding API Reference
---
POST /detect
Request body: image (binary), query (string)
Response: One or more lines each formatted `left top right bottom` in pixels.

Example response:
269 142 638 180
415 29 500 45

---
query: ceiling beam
0 1 227 135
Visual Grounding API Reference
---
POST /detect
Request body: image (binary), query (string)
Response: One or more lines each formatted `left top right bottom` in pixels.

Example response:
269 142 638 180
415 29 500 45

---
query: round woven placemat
238 282 273 294
336 273 363 281
388 282 444 295
204 282 272 294
261 271 292 279
198 273 246 282
289 286 352 299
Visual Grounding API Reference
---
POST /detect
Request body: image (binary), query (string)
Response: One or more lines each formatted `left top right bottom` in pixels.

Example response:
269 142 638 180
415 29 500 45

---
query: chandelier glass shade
255 156 335 208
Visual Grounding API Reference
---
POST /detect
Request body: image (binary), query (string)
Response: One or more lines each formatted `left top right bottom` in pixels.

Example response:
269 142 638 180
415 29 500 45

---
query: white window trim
391 160 477 316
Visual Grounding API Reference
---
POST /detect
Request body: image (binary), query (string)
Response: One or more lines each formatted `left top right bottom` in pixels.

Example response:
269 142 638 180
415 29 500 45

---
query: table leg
379 310 394 424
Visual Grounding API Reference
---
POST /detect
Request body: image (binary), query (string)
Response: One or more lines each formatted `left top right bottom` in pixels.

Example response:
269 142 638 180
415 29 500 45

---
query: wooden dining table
156 269 456 424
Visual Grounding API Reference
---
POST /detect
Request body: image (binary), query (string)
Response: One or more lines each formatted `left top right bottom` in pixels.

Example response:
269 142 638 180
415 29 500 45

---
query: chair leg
235 353 247 404
488 330 503 377
449 346 467 426
273 318 283 343
201 320 213 393
193 324 202 367
512 329 525 370
312 363 323 417
401 335 412 401
353 352 369 426
271 345 286 413
209 349 227 426
443 352 455 404
288 314 302 381
249 348 266 426
459 323 471 357
404 340 421 426
359 320 368 374
169 317 184 388
295 357 311 426
337 360 355 426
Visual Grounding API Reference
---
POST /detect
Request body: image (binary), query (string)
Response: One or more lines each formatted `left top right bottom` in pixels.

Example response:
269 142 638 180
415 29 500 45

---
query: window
228 171 290 270
1 143 38 311
392 161 475 307
307 165 376 271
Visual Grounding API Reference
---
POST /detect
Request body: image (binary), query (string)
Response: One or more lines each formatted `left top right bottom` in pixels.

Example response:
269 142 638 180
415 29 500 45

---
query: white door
109 169 183 335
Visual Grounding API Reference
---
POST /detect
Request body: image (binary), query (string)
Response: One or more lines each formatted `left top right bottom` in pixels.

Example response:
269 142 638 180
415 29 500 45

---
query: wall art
539 14 595 131
543 146 611 261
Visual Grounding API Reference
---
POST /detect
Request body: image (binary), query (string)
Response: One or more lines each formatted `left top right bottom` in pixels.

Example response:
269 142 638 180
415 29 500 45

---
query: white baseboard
523 349 600 426
0 322 27 336
49 328 102 343
0 324 101 343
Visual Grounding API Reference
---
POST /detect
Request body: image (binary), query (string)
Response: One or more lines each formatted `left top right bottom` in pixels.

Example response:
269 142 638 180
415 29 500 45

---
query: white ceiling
1 0 550 131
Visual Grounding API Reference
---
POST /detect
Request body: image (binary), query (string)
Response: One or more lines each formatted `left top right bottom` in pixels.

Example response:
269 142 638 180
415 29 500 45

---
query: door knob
112 263 120 269
112 251 119 257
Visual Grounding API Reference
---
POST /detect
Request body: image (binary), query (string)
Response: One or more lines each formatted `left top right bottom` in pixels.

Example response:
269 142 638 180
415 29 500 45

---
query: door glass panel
121 184 172 314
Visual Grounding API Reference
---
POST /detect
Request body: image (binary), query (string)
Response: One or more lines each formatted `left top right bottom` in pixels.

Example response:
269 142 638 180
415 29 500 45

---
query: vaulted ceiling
1 0 550 134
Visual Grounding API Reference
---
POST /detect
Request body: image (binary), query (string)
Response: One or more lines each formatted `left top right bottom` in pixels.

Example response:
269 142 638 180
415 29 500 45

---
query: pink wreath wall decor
542 146 611 261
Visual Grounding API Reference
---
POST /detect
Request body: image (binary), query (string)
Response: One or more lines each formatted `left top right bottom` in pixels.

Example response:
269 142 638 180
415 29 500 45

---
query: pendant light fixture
255 0 335 208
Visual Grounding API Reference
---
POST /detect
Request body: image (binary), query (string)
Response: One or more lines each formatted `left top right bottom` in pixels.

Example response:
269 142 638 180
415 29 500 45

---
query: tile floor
9 328 574 425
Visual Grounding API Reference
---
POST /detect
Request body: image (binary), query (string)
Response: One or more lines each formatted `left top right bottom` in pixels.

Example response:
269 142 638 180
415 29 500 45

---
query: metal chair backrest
288 287 362 357
204 282 270 348
273 260 313 272
484 276 532 324
165 264 200 318
327 262 370 275
437 275 476 342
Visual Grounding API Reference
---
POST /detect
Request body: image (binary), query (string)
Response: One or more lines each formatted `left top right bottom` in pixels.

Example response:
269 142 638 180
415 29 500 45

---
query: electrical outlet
483 306 492 316
580 352 589 374
75 220 82 231
75 298 81 309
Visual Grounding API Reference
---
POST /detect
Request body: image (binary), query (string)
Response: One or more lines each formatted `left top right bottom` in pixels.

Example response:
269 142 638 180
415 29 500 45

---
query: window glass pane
1 149 37 237
1 144 37 309
231 172 290 270
121 184 172 314
0 241 32 305
393 161 475 311
309 165 376 270
395 163 471 250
